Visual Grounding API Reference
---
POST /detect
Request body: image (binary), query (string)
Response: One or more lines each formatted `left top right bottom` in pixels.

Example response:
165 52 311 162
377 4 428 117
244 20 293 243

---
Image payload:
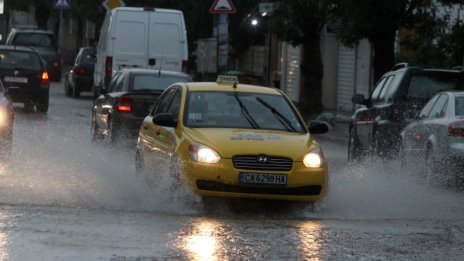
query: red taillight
105 56 113 78
448 121 464 136
406 130 423 141
41 71 49 85
76 66 86 75
117 95 132 112
182 60 188 73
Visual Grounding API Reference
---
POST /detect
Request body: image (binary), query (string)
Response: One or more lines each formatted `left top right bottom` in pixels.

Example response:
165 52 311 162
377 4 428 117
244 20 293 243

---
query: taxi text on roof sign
216 75 238 85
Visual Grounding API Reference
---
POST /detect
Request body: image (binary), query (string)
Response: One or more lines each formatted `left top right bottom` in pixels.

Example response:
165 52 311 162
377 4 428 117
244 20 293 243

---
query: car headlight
189 142 221 163
303 147 323 168
0 108 9 127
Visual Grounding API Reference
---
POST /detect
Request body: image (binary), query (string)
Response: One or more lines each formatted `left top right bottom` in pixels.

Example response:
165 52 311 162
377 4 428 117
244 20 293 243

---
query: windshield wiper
233 92 259 129
256 97 297 132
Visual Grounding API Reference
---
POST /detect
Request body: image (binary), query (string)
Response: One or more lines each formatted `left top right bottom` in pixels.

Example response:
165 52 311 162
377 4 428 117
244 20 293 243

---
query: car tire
424 145 441 186
64 79 72 97
91 111 103 141
24 101 35 113
0 134 13 158
135 150 144 174
106 117 119 144
348 127 362 163
72 84 80 98
36 96 49 113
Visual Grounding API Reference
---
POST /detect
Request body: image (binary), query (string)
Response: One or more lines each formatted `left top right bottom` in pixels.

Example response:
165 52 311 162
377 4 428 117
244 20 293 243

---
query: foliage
334 0 455 82
271 0 333 118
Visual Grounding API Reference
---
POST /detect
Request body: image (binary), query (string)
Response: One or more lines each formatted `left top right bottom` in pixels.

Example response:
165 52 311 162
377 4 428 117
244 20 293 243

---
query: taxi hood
183 128 316 160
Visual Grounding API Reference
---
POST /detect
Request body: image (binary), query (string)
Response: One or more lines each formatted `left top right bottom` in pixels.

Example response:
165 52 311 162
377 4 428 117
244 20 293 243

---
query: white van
93 7 188 96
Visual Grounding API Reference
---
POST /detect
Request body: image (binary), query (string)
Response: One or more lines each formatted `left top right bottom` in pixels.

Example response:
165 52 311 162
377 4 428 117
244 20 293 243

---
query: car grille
196 180 321 196
232 155 292 171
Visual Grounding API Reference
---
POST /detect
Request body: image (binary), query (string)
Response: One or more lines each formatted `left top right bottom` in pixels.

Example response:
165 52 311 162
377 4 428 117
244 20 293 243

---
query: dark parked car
91 68 192 143
5 27 62 82
0 45 50 112
64 47 96 98
348 65 464 162
0 80 14 156
400 91 464 186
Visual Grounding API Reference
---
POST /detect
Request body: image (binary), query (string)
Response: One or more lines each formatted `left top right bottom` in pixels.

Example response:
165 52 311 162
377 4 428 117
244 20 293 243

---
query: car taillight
182 60 188 73
105 56 113 78
76 66 86 75
41 71 49 85
117 95 132 113
406 130 423 141
448 121 464 137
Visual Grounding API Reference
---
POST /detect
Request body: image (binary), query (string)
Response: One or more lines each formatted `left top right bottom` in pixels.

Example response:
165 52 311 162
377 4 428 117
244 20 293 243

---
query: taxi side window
152 88 175 115
167 89 181 116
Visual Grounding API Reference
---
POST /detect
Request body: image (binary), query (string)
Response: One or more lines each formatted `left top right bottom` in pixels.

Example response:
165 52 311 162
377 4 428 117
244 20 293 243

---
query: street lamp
251 18 258 26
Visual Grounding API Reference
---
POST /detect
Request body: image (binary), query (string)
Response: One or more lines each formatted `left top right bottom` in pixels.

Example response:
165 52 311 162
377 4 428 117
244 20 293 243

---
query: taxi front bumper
183 159 328 202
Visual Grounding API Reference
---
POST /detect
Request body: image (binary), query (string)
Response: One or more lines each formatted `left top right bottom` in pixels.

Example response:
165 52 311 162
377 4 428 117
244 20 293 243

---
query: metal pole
59 9 63 50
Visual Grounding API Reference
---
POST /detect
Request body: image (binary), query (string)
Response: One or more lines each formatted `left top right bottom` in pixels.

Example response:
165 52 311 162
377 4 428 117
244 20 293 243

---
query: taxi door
139 87 181 173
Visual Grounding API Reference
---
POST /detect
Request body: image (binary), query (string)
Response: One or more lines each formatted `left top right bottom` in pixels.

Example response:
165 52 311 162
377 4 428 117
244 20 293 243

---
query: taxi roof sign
216 75 239 85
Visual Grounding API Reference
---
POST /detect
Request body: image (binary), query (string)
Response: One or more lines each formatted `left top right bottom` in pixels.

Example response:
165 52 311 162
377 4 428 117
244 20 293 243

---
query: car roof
184 82 282 95
10 28 54 35
0 45 39 53
119 68 191 78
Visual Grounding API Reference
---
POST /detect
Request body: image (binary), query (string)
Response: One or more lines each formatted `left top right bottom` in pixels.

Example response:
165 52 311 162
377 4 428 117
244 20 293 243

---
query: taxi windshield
184 91 306 133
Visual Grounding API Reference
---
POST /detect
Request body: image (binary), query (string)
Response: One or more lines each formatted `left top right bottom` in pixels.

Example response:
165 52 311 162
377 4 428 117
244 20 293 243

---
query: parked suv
5 27 62 82
348 65 464 162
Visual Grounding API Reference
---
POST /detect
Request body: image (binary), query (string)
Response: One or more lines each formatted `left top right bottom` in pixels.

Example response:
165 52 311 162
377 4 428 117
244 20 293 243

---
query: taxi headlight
189 142 221 163
0 108 8 127
303 148 323 168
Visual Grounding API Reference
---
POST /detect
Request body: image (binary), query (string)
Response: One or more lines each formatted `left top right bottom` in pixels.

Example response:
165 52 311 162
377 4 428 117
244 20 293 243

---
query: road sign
210 0 236 14
103 0 125 11
54 0 71 10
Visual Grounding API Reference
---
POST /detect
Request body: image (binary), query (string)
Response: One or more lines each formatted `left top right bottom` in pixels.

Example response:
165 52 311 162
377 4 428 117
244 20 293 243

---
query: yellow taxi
135 76 329 202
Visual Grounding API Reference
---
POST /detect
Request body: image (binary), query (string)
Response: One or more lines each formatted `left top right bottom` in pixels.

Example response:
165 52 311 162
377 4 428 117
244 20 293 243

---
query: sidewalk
308 113 350 145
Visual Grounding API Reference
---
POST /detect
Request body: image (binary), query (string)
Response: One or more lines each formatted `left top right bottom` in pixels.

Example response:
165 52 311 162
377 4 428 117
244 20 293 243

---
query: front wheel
91 111 103 141
348 127 362 163
64 78 72 97
135 150 144 174
72 83 80 98
36 96 49 113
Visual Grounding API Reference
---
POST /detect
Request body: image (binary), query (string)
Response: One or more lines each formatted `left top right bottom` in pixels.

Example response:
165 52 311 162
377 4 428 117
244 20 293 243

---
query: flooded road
0 82 462 260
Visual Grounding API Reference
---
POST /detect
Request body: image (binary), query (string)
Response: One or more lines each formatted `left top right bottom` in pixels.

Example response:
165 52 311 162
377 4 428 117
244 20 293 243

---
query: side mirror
152 113 177 128
308 120 329 134
352 94 366 105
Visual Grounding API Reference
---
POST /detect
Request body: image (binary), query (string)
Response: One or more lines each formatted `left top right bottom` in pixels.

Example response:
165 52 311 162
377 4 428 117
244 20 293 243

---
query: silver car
400 91 464 186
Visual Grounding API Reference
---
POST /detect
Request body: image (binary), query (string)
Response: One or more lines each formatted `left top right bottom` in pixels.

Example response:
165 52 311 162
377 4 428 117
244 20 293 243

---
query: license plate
4 76 28 83
239 172 287 185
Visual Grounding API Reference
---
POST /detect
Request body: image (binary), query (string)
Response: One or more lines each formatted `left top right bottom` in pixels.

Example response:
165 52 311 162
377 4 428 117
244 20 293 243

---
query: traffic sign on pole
210 0 236 14
54 0 71 10
103 0 125 11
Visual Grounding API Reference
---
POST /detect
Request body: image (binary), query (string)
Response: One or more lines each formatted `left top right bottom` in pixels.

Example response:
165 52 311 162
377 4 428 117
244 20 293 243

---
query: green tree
272 1 333 119
335 0 450 83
